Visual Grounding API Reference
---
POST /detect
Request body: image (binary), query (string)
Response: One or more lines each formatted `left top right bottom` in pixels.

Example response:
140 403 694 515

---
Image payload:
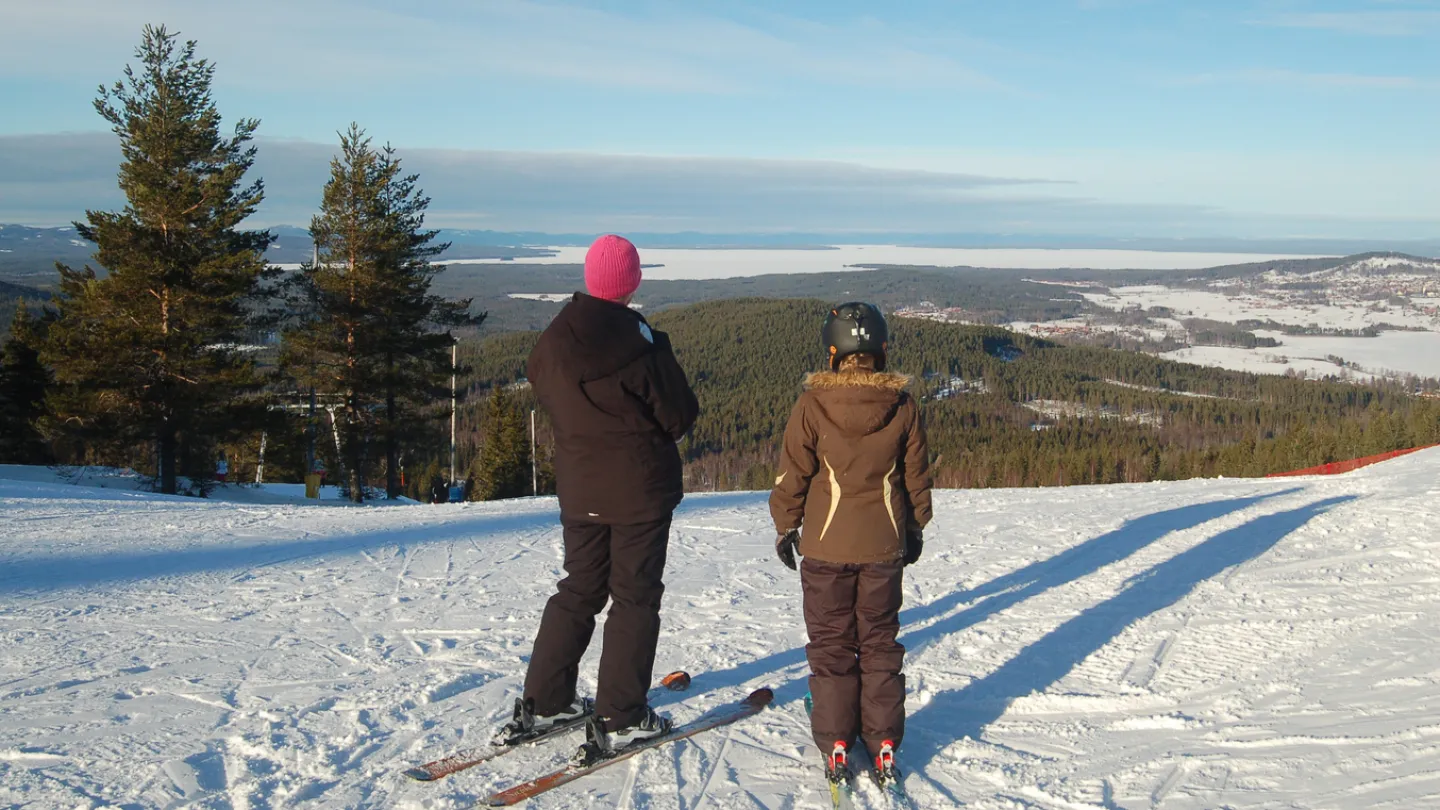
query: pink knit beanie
584 234 642 302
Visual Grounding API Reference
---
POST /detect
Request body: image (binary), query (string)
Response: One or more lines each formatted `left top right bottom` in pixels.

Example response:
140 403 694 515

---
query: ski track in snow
3 453 1440 808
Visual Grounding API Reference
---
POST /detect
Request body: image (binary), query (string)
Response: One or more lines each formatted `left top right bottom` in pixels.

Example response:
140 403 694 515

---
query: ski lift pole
450 339 457 487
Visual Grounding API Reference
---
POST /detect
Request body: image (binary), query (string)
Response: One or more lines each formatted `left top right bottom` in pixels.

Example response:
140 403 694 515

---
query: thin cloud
1170 69 1439 90
0 132 1075 232
4 131 1435 240
0 0 1005 95
1256 10 1440 37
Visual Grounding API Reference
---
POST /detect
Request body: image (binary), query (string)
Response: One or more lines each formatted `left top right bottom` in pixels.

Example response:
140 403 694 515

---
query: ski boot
572 706 672 766
825 740 851 784
492 696 593 746
871 739 901 787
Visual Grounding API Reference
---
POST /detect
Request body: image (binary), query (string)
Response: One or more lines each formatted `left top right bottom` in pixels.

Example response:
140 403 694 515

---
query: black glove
903 529 923 566
776 529 800 570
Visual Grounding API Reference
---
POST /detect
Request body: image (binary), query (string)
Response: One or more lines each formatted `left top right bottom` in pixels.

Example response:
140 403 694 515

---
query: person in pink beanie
499 234 699 758
584 234 644 303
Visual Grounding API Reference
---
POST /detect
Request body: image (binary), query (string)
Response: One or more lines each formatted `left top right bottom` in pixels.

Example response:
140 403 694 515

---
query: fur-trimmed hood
802 370 912 392
800 370 912 438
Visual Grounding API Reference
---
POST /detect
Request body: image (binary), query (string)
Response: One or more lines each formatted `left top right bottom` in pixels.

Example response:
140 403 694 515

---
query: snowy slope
0 464 416 506
3 452 1440 809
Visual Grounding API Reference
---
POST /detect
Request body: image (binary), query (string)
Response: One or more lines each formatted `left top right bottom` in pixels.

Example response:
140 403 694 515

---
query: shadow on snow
656 490 1299 713
902 494 1357 786
0 491 767 596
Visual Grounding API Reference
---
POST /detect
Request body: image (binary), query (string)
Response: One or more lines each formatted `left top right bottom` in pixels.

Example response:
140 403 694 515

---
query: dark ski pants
523 516 670 731
802 558 906 754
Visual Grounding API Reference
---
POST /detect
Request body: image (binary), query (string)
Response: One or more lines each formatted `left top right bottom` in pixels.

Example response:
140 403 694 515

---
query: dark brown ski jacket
526 293 699 525
769 370 933 564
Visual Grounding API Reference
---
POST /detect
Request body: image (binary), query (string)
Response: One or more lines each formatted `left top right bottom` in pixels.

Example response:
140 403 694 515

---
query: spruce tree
281 125 476 502
469 386 531 501
43 26 272 493
0 301 53 464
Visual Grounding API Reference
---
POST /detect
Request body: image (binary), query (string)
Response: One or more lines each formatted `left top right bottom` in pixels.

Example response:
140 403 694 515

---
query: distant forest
0 281 48 335
440 298 1440 493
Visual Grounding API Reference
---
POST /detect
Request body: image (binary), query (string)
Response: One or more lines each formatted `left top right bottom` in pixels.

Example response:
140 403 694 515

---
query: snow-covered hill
3 452 1439 809
1262 252 1440 280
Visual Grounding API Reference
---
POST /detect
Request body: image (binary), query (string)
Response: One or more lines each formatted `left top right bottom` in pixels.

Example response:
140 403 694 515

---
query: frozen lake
452 246 1323 280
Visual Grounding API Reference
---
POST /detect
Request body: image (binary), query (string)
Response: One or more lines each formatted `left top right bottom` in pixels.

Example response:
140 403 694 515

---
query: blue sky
1 0 1437 239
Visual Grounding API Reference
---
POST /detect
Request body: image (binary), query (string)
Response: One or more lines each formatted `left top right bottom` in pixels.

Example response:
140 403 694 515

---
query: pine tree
281 125 477 502
0 301 53 464
469 387 531 501
42 26 272 493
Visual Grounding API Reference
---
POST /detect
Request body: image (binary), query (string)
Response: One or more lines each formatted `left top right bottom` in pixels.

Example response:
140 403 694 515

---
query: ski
863 738 910 807
483 687 773 806
867 753 914 808
403 670 691 782
869 770 914 808
827 772 857 810
804 692 856 810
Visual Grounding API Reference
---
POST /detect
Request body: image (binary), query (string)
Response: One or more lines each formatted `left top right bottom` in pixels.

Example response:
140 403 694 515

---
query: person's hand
776 529 800 570
903 529 923 566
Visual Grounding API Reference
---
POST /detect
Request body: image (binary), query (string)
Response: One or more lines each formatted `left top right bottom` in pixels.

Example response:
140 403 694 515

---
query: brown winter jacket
527 293 699 525
769 370 933 564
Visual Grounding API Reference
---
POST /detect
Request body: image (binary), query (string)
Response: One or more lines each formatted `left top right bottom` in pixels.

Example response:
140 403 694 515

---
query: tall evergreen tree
0 301 53 464
281 125 476 502
469 386 531 501
42 25 272 493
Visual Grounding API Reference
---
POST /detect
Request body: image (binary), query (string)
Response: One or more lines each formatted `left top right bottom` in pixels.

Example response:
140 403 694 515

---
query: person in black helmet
769 302 933 786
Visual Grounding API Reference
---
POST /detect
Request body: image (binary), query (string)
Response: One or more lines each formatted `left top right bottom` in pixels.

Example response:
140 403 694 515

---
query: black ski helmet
822 302 888 371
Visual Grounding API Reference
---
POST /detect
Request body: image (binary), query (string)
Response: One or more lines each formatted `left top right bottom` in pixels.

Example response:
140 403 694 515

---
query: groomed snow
3 451 1440 808
0 465 411 505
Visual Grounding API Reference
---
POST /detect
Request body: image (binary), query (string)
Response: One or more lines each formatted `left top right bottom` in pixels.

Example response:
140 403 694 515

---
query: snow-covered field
1079 287 1440 334
1157 332 1440 381
470 246 1321 280
4 452 1440 809
506 293 573 304
1051 277 1440 380
1158 345 1373 381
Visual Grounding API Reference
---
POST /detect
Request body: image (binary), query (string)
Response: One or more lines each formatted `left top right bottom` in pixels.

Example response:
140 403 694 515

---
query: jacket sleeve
634 330 699 441
769 396 818 533
903 397 934 531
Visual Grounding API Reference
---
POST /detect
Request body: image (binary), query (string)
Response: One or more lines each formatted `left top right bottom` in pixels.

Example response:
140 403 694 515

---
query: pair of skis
403 669 693 783
486 687 773 806
804 693 913 809
404 671 774 806
820 746 912 808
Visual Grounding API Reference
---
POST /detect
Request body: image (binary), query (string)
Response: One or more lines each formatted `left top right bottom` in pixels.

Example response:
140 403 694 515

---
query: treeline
448 298 1440 492
0 281 47 336
0 26 474 502
1180 318 1280 349
423 262 1091 335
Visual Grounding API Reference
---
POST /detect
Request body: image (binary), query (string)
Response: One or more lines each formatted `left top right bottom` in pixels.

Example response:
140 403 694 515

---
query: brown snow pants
523 516 670 731
802 557 906 754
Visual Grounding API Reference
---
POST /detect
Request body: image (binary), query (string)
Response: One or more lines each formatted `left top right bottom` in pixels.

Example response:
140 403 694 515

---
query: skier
769 302 933 786
501 234 699 756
